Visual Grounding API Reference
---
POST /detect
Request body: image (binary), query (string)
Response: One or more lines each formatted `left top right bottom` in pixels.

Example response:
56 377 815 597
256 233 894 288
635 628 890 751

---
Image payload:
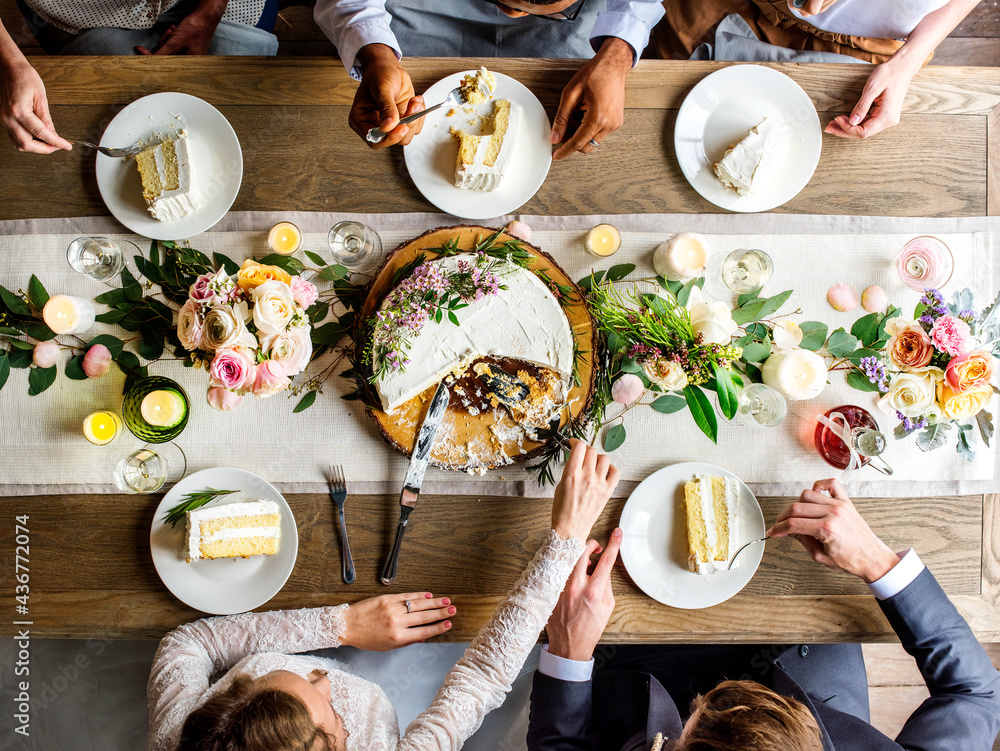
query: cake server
380 380 450 585
477 369 529 408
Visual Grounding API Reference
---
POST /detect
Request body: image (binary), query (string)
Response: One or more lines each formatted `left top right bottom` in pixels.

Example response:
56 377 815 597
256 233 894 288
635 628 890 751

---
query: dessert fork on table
728 536 769 571
329 464 356 584
69 140 146 158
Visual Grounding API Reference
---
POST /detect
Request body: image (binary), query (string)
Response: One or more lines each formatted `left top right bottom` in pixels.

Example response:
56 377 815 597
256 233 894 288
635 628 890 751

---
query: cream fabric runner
1 212 997 499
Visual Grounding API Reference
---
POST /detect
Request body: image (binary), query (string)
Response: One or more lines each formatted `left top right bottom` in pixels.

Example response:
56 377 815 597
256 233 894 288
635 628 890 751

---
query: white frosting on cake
693 474 740 576
713 118 773 198
453 103 518 192
376 256 574 413
185 500 280 562
149 131 200 221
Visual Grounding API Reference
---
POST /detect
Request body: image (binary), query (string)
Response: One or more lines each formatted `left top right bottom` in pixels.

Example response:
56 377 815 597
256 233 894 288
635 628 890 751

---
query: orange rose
937 382 993 421
945 350 995 393
886 320 934 369
236 259 292 291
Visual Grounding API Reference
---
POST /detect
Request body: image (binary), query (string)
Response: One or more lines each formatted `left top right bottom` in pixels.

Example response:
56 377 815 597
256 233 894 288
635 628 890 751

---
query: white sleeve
538 644 595 682
146 605 348 751
398 530 585 750
313 0 401 80
868 549 925 600
590 0 665 65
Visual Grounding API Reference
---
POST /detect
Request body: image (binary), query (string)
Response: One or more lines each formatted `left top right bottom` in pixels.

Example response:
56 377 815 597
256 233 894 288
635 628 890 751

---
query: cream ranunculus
252 280 297 336
642 358 689 391
260 326 313 377
685 287 739 345
202 302 256 352
877 366 944 418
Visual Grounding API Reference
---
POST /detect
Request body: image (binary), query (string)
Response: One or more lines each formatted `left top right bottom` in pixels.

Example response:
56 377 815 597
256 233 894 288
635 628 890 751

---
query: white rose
877 366 944 418
642 358 689 391
202 302 256 352
260 326 313 377
252 280 297 336
685 286 739 345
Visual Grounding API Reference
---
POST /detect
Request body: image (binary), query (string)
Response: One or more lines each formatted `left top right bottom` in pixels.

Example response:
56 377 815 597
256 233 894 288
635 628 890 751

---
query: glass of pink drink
896 236 953 291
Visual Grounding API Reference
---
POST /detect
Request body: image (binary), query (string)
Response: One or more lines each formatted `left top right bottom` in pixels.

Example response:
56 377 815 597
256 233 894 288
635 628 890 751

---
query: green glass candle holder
122 376 190 443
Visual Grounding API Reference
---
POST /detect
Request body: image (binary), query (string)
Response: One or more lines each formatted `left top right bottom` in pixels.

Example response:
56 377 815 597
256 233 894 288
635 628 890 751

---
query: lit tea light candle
761 348 828 401
653 232 709 282
585 224 621 257
83 410 122 445
141 390 187 427
268 222 303 256
42 295 96 334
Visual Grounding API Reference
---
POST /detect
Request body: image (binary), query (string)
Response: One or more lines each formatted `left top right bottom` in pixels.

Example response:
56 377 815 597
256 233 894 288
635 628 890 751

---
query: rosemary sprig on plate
162 488 239 528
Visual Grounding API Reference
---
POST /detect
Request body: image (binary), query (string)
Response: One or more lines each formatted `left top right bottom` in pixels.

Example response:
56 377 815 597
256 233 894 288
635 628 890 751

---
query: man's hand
546 528 622 662
341 592 455 651
349 43 423 149
135 1 225 55
0 59 71 153
551 439 620 541
550 37 632 160
824 57 917 140
768 479 899 583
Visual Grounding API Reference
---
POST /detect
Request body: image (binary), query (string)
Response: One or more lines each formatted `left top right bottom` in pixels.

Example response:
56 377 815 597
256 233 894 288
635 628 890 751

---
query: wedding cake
185 500 281 562
713 118 773 197
449 99 518 192
683 475 739 575
134 131 200 221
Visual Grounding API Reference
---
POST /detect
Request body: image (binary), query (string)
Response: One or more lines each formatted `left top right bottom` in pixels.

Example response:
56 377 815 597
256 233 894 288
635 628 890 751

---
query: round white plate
403 71 551 219
674 65 821 213
96 92 243 240
150 468 298 615
619 462 765 609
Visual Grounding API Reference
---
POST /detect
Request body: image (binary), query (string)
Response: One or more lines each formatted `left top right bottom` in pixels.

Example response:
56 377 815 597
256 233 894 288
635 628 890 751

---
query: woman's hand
551 439 620 541
825 57 917 140
0 58 71 153
787 0 840 16
341 592 455 651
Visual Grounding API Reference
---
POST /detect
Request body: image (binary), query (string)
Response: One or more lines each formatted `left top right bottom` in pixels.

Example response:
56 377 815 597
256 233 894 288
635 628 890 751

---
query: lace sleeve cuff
320 603 349 647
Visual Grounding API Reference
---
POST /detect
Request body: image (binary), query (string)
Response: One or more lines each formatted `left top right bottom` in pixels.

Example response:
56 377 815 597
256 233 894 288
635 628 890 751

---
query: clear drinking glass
703 249 773 300
112 443 187 494
327 221 382 268
735 383 787 428
66 236 127 281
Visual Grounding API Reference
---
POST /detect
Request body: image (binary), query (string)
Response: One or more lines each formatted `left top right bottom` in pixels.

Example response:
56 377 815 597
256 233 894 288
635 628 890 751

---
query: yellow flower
937 382 993 421
237 259 292 291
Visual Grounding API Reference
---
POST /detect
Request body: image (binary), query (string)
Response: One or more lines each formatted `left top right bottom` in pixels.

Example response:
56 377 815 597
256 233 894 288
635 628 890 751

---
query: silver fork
329 464 355 584
728 536 769 571
70 140 147 158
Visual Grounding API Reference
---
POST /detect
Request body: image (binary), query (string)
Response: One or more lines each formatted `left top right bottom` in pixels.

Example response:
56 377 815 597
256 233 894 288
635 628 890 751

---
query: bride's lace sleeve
147 604 348 751
399 530 584 751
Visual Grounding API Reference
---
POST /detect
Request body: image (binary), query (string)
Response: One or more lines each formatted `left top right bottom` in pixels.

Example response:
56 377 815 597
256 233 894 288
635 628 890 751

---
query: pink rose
290 276 319 309
612 373 644 404
945 350 995 393
260 327 312 377
83 344 112 378
190 269 237 306
189 273 216 304
930 315 973 357
251 360 291 398
209 346 257 392
207 386 243 411
33 340 60 368
177 299 204 351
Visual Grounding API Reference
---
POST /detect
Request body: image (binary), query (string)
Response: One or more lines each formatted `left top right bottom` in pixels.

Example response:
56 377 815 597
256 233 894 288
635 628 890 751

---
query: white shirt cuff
867 549 925 600
538 645 594 682
589 12 649 66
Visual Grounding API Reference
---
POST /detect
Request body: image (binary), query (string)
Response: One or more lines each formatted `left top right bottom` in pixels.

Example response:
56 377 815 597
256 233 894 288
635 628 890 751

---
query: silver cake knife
380 380 450 585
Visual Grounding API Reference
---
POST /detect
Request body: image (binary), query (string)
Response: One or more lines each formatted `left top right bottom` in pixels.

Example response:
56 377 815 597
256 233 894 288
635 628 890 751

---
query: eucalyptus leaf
577 270 605 290
0 284 29 316
976 410 994 446
826 328 860 357
620 358 642 375
756 290 793 320
915 421 952 452
713 364 738 420
848 348 883 366
27 275 49 309
651 394 686 414
0 352 9 391
260 254 305 273
27 365 57 395
294 390 318 413
213 252 240 275
740 341 771 363
683 385 718 444
603 424 626 452
850 312 881 347
606 263 636 282
64 355 87 380
23 322 56 342
846 369 881 393
318 264 350 281
675 279 701 308
737 288 761 307
606 330 625 354
731 298 767 325
307 301 331 325
798 321 829 351
312 322 348 345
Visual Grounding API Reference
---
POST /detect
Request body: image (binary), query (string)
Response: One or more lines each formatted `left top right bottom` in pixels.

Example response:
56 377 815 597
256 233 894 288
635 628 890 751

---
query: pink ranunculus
930 315 973 357
209 346 257 392
251 360 291 398
290 276 319 309
177 299 204 351
189 273 216 304
260 326 312 377
611 373 645 405
33 340 60 368
82 344 112 378
207 386 243 411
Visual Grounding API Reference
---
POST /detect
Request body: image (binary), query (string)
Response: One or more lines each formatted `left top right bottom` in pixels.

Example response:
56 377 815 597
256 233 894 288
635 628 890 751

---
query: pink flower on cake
177 299 204 351
289 276 319 309
252 280 297 335
252 360 291 398
207 386 243 411
209 346 257 392
260 327 312 377
930 315 973 357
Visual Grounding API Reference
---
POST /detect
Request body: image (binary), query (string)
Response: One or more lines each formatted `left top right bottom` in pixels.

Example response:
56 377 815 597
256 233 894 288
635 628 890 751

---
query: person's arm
313 0 399 81
0 17 71 153
398 441 619 751
134 0 228 55
147 594 453 751
825 0 981 139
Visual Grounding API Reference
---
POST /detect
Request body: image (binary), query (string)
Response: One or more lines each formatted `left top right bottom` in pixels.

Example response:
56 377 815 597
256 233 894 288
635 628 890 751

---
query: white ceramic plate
403 71 551 219
150 468 298 615
619 462 765 609
96 92 243 240
674 65 821 213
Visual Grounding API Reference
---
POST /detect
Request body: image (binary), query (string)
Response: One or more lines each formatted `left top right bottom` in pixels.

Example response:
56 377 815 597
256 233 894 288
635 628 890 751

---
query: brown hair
177 675 338 751
674 680 823 751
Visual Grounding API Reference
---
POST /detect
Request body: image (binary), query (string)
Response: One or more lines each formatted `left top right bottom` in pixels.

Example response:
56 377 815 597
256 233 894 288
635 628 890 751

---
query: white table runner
1 212 997 499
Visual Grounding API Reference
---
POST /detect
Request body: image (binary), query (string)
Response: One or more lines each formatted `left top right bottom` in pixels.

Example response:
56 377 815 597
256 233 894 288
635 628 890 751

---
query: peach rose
236 259 292 292
885 319 934 369
944 350 994 394
937 382 993 421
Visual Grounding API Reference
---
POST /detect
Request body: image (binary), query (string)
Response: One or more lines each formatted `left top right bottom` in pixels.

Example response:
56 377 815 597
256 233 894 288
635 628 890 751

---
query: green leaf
713 364 738 420
620 358 642 375
846 369 881 392
603 424 626 452
606 263 636 282
306 301 331 325
7 338 35 350
318 264 349 282
64 355 87 380
149 240 160 266
675 279 701 308
27 275 49 309
303 251 325 267
87 334 124 359
956 425 976 462
312 322 347 345
0 284 29 315
742 362 763 384
651 394 686 414
577 270 605 290
95 309 127 324
260 254 305 274
293 390 318 413
94 288 127 306
213 252 240 275
848 348 882 366
0 326 20 336
756 290 793 320
850 312 881 347
976 410 994 447
447 311 459 326
740 341 771 363
24 321 56 342
27 365 57 395
8 348 32 368
606 330 625 354
116 351 147 393
683 385 718 444
737 288 761 307
798 322 829 351
894 421 919 440
138 327 165 360
915 421 952 452
731 298 767 326
826 328 860 358
121 267 143 302
0 352 9 391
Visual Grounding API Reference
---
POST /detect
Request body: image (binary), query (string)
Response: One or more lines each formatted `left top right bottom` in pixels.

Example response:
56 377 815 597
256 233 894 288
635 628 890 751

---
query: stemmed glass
736 383 787 428
113 443 187 494
328 221 382 268
66 237 139 282
703 248 773 301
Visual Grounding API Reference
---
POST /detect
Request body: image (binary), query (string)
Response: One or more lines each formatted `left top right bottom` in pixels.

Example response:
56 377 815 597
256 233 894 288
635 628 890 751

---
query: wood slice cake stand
357 225 596 472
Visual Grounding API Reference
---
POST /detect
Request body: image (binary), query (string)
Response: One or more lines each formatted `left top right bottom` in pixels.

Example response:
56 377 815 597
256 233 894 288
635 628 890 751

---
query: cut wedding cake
683 474 739 575
185 500 281 562
713 118 773 198
449 99 518 192
134 131 200 221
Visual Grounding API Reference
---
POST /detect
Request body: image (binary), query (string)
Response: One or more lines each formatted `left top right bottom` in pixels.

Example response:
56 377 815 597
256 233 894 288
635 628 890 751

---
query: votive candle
585 224 621 257
42 295 96 334
761 349 828 401
83 410 122 445
268 222 303 256
653 232 709 281
141 390 186 427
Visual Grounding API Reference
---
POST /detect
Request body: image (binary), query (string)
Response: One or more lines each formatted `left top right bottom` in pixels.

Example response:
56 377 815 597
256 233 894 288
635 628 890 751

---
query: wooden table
1 58 998 643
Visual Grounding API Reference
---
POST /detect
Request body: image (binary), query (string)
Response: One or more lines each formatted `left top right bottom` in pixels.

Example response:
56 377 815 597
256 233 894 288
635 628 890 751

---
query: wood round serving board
358 225 595 472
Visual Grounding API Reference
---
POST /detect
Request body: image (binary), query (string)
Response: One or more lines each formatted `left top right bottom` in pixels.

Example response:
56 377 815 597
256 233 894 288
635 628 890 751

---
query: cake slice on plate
134 130 200 221
713 118 773 198
449 99 519 192
683 474 739 575
185 500 281 562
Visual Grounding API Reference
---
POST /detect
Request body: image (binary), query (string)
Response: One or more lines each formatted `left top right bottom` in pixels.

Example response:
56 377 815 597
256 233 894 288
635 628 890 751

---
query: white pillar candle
653 232 709 282
761 348 828 401
42 295 96 334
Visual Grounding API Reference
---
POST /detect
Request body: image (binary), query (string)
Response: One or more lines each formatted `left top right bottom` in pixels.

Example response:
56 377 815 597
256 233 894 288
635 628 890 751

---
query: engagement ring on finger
588 139 600 148
405 599 412 613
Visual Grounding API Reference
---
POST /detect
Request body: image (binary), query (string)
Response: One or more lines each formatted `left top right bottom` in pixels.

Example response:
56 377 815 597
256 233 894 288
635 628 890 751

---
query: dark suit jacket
527 569 1000 750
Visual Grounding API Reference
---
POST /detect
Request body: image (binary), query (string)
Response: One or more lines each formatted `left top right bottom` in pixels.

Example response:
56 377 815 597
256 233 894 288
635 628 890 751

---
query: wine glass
113 443 187 494
66 237 127 281
703 248 773 300
328 221 382 268
736 383 787 428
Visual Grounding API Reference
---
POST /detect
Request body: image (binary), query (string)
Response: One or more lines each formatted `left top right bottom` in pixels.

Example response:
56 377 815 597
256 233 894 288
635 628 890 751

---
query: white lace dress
147 530 583 751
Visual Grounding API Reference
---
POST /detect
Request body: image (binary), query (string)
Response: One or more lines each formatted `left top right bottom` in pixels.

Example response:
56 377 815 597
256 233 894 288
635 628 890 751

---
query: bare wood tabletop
0 58 998 642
